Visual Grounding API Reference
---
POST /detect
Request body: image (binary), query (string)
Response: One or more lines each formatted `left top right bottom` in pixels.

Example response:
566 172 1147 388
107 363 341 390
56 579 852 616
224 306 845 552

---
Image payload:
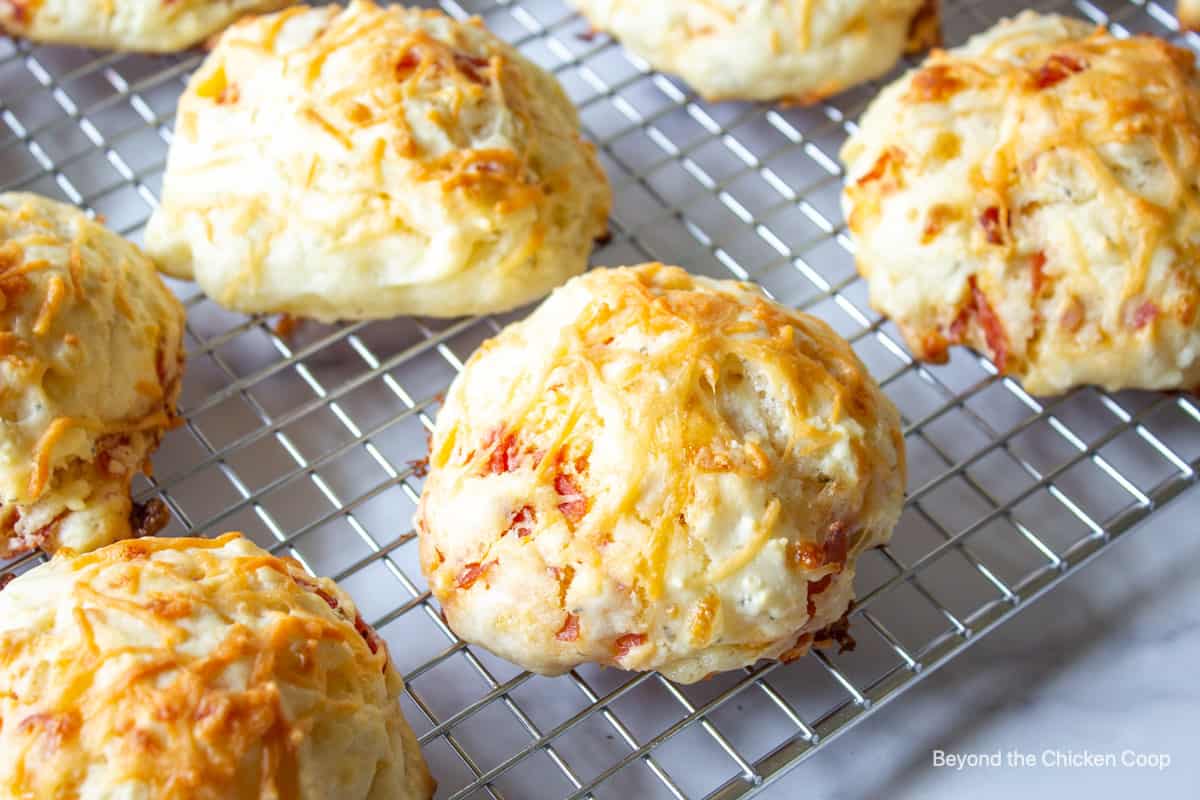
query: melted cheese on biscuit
0 534 435 800
417 264 905 683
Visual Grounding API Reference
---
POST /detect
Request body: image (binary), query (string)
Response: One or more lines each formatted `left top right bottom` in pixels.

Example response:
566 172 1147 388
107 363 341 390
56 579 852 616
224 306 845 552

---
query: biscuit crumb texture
417 264 906 683
0 534 436 800
568 0 937 102
0 0 293 52
843 12 1200 395
0 193 184 558
146 0 611 321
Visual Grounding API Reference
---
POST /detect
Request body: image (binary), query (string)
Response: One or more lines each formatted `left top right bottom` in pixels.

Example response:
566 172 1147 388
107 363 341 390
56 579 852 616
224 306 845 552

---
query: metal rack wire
2 0 1199 797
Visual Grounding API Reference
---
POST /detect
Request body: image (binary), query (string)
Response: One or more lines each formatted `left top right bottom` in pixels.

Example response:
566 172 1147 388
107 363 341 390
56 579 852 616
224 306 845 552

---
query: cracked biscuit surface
145 0 611 321
0 192 184 558
0 533 436 800
417 264 905 683
843 12 1200 395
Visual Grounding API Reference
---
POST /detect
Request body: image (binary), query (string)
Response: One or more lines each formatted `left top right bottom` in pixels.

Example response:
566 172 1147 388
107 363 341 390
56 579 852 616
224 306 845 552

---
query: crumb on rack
130 498 171 538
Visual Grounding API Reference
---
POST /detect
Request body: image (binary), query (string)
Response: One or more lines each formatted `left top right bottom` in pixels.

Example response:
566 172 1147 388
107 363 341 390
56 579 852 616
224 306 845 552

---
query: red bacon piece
614 632 646 658
556 613 580 642
1033 53 1086 89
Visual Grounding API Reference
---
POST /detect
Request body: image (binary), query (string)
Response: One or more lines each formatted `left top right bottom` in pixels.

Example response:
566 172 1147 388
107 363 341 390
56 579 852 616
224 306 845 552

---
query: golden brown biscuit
568 0 939 103
417 264 905 683
0 193 184 558
145 0 611 321
842 12 1200 395
0 533 436 800
0 0 293 52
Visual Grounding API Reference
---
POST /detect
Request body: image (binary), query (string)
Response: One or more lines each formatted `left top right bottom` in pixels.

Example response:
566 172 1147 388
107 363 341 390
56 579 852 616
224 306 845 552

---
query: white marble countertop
764 487 1199 798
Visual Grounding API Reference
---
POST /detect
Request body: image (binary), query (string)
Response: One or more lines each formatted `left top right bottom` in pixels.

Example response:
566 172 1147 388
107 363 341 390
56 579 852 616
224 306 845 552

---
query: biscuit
0 533 436 800
145 0 611 322
0 193 184 558
842 12 1200 395
567 0 939 103
0 0 292 52
416 264 906 683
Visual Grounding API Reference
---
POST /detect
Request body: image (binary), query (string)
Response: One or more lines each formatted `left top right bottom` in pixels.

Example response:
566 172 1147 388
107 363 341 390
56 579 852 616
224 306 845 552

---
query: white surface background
765 491 1199 799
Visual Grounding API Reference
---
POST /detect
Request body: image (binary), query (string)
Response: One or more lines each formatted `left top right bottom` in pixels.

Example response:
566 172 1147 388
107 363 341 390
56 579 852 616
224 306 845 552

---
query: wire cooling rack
2 0 1199 797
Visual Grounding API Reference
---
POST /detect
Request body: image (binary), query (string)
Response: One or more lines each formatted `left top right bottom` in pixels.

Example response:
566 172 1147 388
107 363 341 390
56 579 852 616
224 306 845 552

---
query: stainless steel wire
2 0 1198 797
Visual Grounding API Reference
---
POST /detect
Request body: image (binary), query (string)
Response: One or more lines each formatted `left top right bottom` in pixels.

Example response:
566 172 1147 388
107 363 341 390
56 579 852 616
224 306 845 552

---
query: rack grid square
2 1 1198 797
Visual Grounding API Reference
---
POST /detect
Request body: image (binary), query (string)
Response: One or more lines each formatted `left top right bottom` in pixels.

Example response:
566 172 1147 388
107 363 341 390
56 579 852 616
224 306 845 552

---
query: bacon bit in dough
614 632 646 658
1126 298 1160 330
907 63 963 102
823 522 849 566
506 504 536 538
1060 296 1085 332
555 613 580 642
395 48 422 80
957 276 1009 371
456 560 495 590
0 573 14 591
1032 53 1086 90
979 206 1008 246
483 428 522 475
1030 251 1047 296
554 473 587 524
353 612 382 655
452 51 493 84
292 572 383 655
806 574 834 617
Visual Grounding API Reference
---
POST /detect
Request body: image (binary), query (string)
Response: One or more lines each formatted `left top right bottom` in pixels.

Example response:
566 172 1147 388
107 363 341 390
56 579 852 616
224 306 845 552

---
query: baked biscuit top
843 12 1200 394
146 0 610 320
418 264 905 682
0 193 184 557
0 0 294 52
0 534 435 800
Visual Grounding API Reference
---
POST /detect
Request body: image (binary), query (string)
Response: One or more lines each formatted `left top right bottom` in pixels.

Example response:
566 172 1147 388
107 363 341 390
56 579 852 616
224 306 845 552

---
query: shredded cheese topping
0 193 185 557
418 264 906 682
0 534 433 799
843 11 1200 394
